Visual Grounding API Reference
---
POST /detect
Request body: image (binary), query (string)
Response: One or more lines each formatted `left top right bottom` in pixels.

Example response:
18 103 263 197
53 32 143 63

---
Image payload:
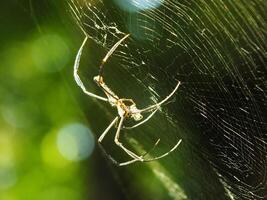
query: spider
73 34 182 166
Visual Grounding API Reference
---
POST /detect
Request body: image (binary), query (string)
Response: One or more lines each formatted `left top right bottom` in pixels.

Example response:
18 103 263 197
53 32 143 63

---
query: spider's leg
120 98 135 104
98 117 119 142
74 35 108 102
98 142 125 166
143 139 182 162
98 116 124 165
140 81 181 113
98 144 141 166
123 107 159 130
117 158 141 166
141 139 161 157
99 34 130 76
114 116 143 160
115 138 162 166
109 139 182 166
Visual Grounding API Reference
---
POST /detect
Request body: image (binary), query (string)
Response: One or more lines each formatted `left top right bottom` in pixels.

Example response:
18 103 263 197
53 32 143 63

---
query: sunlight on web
68 0 267 199
113 0 164 12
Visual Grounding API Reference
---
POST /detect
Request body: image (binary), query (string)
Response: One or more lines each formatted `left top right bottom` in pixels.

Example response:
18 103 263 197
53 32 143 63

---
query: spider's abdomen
117 105 126 117
129 105 143 121
132 113 143 121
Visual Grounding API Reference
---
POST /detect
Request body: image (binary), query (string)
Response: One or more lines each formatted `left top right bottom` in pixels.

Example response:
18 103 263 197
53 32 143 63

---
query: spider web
68 0 267 199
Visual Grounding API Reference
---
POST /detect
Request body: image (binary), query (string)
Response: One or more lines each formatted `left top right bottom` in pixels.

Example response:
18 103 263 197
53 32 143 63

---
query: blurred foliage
0 0 126 199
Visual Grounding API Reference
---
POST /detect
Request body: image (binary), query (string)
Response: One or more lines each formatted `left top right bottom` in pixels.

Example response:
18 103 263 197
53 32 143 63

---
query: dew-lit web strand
70 0 152 75
219 0 266 144
69 0 267 197
191 92 263 161
81 4 135 67
71 5 130 102
157 0 266 197
191 0 266 141
73 0 266 141
150 0 241 104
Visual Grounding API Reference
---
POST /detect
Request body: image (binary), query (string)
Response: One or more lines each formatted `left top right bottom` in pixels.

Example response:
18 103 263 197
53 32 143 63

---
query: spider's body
93 75 118 106
74 34 182 166
94 75 143 120
115 99 143 120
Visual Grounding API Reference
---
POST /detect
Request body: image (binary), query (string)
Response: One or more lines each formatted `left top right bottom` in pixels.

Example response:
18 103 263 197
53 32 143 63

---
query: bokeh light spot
57 123 95 161
113 0 164 12
41 130 72 169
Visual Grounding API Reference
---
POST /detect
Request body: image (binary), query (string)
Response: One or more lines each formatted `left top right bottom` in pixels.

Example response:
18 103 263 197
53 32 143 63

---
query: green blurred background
0 1 128 199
